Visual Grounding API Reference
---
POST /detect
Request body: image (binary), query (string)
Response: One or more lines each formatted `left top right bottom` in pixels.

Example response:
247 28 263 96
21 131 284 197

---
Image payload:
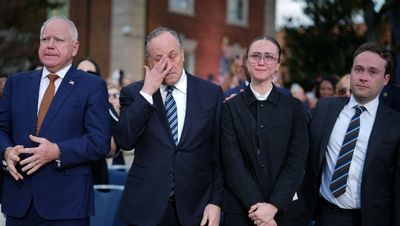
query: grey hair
145 27 182 58
40 16 78 41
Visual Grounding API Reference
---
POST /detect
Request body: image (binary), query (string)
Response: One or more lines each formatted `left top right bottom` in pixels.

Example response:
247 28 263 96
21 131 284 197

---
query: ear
72 41 80 57
383 74 390 86
181 48 184 62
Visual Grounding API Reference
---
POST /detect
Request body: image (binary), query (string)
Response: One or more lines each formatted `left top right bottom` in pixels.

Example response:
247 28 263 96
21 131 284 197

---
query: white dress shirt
320 95 379 209
249 82 273 101
140 70 187 143
37 65 71 114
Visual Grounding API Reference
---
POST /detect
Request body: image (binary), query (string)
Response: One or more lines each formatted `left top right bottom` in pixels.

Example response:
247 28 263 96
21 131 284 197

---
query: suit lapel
38 67 79 135
178 74 195 147
362 104 392 176
318 99 347 166
25 70 42 134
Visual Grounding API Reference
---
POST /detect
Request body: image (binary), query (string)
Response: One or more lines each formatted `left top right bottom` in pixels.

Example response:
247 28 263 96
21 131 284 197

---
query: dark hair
145 27 183 58
76 58 101 77
315 76 338 98
353 42 393 75
242 35 282 81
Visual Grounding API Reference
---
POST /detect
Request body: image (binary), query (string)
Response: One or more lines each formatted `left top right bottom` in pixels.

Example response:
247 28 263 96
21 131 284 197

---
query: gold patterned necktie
36 74 59 134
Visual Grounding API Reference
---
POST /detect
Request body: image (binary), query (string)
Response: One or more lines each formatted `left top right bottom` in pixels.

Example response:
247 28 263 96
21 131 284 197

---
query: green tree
282 0 399 84
0 0 62 75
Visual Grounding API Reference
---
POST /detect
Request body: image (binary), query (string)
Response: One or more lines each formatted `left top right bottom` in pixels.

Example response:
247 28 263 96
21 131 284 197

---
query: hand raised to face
141 55 173 95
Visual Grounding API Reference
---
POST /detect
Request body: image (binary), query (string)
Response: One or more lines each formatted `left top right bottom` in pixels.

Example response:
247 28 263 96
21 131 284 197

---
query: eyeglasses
109 93 120 99
337 87 350 96
247 53 278 64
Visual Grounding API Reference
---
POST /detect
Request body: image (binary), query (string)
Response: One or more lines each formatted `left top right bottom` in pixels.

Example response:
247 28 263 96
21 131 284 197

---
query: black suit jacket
115 73 223 226
306 97 400 226
221 86 309 221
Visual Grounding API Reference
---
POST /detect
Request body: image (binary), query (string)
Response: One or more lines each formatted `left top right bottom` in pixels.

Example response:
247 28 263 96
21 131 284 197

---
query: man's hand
19 135 60 175
3 145 24 180
141 55 173 96
200 204 221 226
248 202 278 226
259 219 277 226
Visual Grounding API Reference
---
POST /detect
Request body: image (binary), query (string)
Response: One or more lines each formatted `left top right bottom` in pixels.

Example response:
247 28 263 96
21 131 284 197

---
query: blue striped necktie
165 86 178 198
165 86 178 145
330 105 366 198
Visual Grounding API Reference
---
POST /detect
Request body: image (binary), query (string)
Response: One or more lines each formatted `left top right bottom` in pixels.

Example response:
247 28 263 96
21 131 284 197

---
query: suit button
260 104 264 108
169 171 174 176
260 125 264 129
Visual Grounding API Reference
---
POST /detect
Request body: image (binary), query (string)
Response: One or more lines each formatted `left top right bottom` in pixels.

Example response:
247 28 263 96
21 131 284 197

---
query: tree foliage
0 0 62 75
282 0 398 84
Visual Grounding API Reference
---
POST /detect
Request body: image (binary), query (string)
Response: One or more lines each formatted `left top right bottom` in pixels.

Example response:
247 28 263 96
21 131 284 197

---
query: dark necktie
165 86 178 145
165 86 178 198
36 74 59 134
330 105 366 198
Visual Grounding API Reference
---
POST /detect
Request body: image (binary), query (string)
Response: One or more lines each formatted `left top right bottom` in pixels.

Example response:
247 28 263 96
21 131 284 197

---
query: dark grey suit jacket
306 97 400 226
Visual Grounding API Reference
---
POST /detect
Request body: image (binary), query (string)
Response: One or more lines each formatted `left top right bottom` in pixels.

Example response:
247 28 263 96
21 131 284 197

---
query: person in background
0 75 7 98
221 35 309 226
77 58 110 184
114 27 223 226
305 42 400 226
0 16 110 226
335 74 351 97
380 80 400 112
107 84 125 165
315 76 338 99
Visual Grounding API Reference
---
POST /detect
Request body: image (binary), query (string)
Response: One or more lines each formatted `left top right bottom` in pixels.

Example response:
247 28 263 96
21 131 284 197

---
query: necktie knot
166 86 175 94
48 74 59 82
354 105 366 116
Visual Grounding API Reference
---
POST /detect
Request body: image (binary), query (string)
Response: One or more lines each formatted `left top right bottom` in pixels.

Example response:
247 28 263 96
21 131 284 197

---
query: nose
258 57 267 65
359 71 369 81
46 38 55 49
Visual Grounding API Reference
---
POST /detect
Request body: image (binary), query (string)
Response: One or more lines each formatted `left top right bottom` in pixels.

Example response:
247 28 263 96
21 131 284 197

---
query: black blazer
306 97 400 226
221 86 309 220
115 73 223 226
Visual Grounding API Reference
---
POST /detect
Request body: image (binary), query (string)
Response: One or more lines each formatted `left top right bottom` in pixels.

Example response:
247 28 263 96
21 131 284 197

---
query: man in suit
306 42 400 226
0 17 110 226
115 27 223 226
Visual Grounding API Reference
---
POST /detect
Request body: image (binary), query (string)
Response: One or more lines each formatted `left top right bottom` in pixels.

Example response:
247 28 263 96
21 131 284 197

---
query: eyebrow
250 51 275 55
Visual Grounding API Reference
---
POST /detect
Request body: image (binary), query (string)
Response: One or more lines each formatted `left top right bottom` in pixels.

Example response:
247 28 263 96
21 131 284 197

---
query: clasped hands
3 134 60 181
249 202 278 226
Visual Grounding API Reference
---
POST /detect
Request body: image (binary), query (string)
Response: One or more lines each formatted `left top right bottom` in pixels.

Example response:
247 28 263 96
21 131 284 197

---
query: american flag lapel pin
69 80 74 85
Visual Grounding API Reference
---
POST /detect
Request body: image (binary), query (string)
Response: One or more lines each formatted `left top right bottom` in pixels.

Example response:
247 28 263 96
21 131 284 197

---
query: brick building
67 0 276 82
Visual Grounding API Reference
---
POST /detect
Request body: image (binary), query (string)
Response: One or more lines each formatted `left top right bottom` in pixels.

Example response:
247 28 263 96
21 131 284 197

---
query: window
168 0 195 16
226 0 248 27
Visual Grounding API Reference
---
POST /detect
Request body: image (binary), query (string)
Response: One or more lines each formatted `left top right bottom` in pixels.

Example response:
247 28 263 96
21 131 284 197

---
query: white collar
41 64 72 80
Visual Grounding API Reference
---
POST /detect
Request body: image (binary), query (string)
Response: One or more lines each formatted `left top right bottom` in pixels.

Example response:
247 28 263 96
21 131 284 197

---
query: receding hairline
40 16 78 41
145 27 183 58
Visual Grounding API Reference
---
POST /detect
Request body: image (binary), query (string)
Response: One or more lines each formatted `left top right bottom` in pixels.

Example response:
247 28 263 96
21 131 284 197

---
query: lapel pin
69 80 75 85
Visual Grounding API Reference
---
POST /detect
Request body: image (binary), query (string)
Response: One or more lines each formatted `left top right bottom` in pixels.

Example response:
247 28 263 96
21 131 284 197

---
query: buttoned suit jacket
306 97 400 226
115 73 223 226
221 86 309 222
0 66 111 220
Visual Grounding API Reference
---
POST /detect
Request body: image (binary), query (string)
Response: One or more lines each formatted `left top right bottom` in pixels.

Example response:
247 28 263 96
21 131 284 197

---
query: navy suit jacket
115 73 223 226
306 97 400 226
0 66 111 220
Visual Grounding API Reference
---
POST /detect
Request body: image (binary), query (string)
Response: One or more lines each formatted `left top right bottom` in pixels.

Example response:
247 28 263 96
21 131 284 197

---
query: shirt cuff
140 91 154 105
